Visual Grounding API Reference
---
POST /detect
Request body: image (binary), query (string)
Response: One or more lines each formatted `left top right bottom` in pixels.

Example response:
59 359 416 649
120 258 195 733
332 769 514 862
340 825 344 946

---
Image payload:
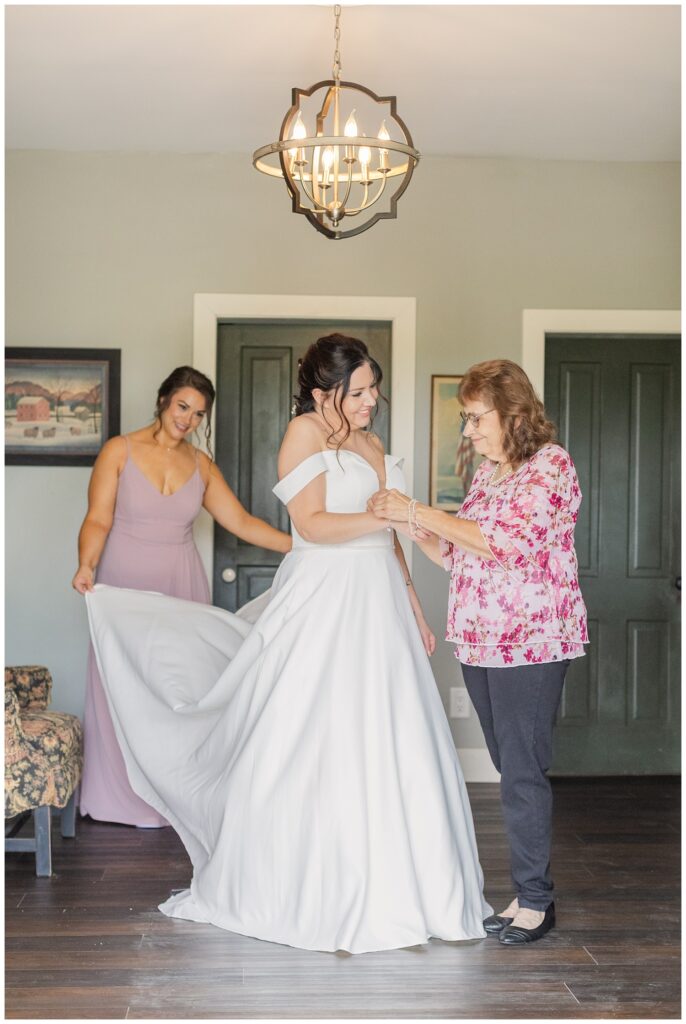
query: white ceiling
5 4 681 161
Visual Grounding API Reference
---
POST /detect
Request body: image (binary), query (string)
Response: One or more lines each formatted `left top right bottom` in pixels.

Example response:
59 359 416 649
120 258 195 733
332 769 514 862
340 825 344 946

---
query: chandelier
252 5 420 240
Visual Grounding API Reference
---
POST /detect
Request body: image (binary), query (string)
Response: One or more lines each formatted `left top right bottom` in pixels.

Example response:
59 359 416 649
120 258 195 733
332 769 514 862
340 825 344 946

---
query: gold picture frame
429 375 482 510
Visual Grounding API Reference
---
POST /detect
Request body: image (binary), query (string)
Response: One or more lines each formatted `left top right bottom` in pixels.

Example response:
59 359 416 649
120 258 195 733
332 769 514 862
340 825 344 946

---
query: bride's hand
415 614 436 657
368 488 411 522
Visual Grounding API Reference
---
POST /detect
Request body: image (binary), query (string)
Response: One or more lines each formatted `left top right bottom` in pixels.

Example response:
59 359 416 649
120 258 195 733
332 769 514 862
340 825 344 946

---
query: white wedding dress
86 450 491 953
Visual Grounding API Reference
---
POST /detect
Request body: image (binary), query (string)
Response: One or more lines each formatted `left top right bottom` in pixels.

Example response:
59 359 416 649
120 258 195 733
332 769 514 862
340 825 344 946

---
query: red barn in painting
17 397 50 422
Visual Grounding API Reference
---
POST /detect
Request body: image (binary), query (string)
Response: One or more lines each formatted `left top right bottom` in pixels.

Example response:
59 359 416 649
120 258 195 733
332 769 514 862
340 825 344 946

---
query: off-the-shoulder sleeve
385 453 406 492
272 451 329 506
475 448 576 575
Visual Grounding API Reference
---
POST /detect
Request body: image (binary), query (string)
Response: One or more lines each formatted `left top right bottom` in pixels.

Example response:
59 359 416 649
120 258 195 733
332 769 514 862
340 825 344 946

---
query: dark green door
545 334 680 774
213 320 392 611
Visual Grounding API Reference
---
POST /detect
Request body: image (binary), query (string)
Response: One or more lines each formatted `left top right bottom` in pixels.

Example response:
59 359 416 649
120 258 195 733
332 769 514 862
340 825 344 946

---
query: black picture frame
5 347 121 466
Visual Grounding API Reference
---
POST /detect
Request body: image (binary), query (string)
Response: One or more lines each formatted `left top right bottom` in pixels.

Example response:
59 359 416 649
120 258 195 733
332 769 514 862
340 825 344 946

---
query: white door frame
522 308 681 398
192 293 417 581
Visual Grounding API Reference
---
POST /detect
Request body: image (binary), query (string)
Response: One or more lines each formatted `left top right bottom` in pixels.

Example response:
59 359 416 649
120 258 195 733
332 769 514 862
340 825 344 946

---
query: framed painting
429 375 482 510
5 348 121 466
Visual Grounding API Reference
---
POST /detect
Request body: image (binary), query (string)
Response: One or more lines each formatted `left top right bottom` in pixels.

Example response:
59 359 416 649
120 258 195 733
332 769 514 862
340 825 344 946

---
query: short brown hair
458 359 557 464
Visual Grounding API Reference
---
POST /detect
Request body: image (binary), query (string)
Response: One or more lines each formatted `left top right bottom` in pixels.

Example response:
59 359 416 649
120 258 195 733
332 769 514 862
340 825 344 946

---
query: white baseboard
457 747 501 783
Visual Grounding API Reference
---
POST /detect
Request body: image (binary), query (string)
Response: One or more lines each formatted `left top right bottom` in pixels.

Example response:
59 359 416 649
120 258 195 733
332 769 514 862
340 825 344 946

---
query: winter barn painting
5 348 121 465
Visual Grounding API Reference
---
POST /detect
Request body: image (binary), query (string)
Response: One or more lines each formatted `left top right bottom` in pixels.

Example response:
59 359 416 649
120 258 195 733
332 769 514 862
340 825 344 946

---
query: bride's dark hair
293 333 384 448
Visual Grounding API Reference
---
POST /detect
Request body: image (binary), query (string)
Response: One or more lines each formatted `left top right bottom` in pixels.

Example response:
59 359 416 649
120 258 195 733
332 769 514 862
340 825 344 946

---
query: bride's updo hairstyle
153 366 216 457
458 359 557 465
293 333 384 448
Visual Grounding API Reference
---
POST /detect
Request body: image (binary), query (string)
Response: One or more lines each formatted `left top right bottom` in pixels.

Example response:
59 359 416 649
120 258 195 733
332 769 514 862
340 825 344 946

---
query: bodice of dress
273 449 405 550
110 456 206 546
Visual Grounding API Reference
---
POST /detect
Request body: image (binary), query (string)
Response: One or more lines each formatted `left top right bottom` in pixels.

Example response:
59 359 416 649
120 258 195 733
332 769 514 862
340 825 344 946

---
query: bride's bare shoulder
278 414 327 477
282 413 326 445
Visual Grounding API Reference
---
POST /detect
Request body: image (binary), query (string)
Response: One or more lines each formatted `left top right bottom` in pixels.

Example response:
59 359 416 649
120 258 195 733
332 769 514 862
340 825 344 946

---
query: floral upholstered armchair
5 666 83 876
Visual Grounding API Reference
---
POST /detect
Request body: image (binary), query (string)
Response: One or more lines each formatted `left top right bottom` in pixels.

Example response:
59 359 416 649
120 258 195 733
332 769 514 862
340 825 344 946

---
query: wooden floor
5 778 680 1020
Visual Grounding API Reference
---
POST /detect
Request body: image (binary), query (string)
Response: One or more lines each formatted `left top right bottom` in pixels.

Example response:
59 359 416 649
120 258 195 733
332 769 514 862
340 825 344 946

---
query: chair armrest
5 667 52 711
4 685 22 741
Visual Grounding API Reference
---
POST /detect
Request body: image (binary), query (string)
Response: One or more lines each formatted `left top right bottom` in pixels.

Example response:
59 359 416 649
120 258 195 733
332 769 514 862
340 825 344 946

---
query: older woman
370 359 588 946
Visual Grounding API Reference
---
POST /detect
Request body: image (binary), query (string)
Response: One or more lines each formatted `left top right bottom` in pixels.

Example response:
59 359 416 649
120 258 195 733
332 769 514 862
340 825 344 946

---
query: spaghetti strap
122 434 132 465
193 445 209 494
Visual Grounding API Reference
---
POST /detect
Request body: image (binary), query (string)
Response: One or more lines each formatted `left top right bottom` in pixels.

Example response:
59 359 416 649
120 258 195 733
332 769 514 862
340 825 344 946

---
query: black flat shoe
483 913 514 935
498 902 555 945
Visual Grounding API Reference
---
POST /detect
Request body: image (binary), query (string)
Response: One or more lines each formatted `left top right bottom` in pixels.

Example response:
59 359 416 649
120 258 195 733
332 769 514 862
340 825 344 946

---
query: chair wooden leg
33 805 52 877
60 787 78 839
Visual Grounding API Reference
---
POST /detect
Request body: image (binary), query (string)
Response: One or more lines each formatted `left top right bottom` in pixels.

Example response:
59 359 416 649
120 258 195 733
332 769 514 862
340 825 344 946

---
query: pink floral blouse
440 444 588 668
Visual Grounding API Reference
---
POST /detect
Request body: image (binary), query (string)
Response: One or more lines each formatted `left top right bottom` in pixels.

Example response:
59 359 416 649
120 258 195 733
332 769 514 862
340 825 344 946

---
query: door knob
221 568 237 583
675 576 681 591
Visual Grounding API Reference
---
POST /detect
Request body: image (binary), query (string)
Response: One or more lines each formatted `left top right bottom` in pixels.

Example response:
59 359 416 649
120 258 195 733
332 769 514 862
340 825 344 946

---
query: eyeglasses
459 409 495 429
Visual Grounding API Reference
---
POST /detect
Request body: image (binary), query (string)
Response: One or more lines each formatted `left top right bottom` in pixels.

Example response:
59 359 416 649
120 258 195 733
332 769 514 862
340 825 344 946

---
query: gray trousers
461 659 569 912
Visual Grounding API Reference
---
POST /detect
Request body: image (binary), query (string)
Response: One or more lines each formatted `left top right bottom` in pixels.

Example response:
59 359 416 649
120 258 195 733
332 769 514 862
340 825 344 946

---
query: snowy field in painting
5 413 102 450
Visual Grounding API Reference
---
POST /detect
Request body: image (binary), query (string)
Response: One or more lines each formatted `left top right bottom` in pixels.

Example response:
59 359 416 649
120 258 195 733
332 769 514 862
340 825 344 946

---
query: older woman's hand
392 518 434 543
368 490 434 541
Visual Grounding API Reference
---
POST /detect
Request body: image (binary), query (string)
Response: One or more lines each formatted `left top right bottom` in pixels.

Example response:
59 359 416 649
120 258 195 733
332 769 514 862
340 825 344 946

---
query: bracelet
408 498 418 536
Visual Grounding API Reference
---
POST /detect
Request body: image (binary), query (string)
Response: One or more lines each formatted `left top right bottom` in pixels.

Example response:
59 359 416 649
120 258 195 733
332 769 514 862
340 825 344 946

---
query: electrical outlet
450 687 470 718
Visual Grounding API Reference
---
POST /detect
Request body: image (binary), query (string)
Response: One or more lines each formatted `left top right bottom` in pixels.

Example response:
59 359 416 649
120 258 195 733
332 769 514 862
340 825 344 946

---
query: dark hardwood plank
5 779 680 1020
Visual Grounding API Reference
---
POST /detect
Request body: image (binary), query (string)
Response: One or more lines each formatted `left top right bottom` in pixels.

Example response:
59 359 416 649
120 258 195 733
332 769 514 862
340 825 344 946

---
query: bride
86 333 491 953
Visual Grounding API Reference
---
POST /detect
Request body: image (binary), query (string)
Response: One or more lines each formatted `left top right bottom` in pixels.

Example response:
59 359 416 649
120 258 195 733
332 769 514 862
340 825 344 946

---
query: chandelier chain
332 4 342 83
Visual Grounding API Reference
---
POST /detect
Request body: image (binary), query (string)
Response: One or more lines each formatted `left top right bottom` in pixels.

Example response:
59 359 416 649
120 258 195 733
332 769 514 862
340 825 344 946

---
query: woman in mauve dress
72 365 291 827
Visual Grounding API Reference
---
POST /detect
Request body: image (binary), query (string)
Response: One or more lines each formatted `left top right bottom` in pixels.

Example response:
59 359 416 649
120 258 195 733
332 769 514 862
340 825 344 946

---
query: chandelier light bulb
377 120 391 143
321 146 335 188
288 111 308 164
358 139 373 186
291 112 307 140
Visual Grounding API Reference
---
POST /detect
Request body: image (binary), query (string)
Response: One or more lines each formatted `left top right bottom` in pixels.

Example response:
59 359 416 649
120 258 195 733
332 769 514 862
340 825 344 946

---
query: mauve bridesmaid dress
80 438 210 826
